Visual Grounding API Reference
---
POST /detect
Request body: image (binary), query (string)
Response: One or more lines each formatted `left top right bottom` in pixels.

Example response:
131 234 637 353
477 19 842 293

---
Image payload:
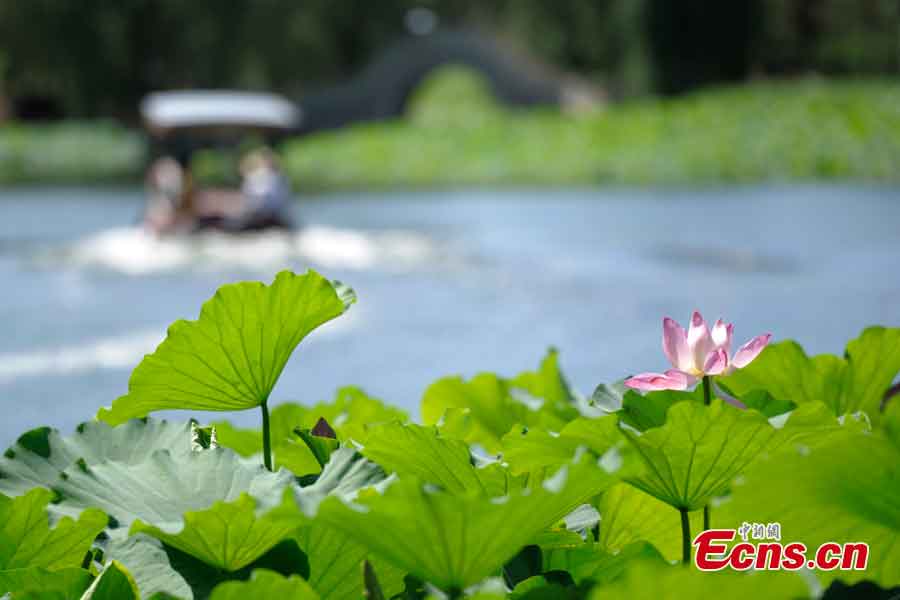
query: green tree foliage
0 0 896 118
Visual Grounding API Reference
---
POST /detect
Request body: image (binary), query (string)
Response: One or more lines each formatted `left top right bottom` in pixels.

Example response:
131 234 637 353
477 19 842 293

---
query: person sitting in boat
143 148 292 234
228 147 292 231
143 156 186 234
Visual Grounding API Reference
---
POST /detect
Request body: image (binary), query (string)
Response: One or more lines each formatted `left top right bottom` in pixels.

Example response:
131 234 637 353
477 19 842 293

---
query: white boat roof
141 91 301 129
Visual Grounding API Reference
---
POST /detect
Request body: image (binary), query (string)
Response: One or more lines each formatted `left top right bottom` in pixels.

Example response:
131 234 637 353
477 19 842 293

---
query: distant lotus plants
0 270 897 599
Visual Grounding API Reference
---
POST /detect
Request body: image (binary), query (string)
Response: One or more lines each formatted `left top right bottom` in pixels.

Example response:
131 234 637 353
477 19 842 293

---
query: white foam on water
55 225 441 275
0 307 359 384
0 328 164 383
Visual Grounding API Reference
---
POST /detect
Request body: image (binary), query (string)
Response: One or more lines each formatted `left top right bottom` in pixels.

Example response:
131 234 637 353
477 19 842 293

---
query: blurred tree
756 0 899 75
0 0 896 119
645 0 764 94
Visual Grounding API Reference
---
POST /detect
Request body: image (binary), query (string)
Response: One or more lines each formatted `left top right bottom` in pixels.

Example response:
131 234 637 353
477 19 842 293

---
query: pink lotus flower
625 311 771 392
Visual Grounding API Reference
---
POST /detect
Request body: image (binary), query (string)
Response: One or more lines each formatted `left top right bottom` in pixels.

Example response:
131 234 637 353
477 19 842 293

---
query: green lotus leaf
213 388 407 475
543 541 664 586
768 401 871 451
97 270 354 425
500 429 582 476
294 523 405 600
884 399 900 449
0 488 106 573
293 427 339 471
594 483 703 563
718 425 900 588
501 415 623 475
132 493 303 573
620 399 777 511
103 535 192 600
363 422 527 497
0 420 194 500
738 390 796 418
620 387 709 432
422 351 581 454
0 567 92 600
314 454 616 592
588 381 630 414
296 387 409 443
361 423 487 494
587 559 811 600
212 416 321 478
422 373 521 453
720 327 900 425
209 570 319 600
80 561 140 600
293 447 387 517
0 420 299 572
117 536 309 600
529 529 583 555
509 349 579 425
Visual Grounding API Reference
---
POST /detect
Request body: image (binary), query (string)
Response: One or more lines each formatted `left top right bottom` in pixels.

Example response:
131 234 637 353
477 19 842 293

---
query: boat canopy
141 91 301 130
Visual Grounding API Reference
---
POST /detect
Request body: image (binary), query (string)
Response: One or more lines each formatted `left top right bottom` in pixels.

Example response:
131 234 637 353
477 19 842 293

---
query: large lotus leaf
362 423 526 498
421 352 582 454
294 523 405 600
595 483 703 563
296 387 409 443
97 270 355 425
314 455 616 591
500 430 582 477
587 559 811 600
543 541 664 586
768 401 871 453
0 488 106 573
587 381 630 415
209 570 319 600
618 387 704 432
508 349 579 426
721 327 900 425
501 415 623 475
422 373 524 453
0 567 92 600
718 426 900 588
80 561 140 600
131 492 303 573
103 535 192 600
0 418 292 523
116 536 310 600
63 449 295 570
213 388 407 476
0 421 299 572
361 423 486 494
293 447 387 517
620 399 776 511
0 420 193 499
885 399 900 449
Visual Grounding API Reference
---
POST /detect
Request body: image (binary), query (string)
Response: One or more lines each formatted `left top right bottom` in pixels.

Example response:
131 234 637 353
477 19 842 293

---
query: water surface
1 185 898 445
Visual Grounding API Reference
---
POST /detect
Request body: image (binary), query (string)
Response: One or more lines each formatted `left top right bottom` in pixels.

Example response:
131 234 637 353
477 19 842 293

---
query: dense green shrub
0 121 143 184
2 78 899 187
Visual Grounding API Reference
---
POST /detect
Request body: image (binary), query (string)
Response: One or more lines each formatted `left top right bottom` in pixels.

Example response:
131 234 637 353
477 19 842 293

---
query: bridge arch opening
402 64 502 126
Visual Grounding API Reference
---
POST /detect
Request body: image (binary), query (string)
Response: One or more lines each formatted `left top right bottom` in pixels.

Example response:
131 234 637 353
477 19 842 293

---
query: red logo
693 527 868 571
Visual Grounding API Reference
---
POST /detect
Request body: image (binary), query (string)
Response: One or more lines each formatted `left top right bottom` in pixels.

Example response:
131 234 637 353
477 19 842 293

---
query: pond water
1 184 898 446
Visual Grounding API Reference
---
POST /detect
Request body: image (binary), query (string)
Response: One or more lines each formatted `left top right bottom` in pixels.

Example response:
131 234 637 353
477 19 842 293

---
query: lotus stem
702 375 712 531
261 400 273 471
680 507 691 566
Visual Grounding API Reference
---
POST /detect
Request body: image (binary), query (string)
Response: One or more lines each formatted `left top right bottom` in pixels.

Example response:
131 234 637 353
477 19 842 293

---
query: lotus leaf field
1 270 897 599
